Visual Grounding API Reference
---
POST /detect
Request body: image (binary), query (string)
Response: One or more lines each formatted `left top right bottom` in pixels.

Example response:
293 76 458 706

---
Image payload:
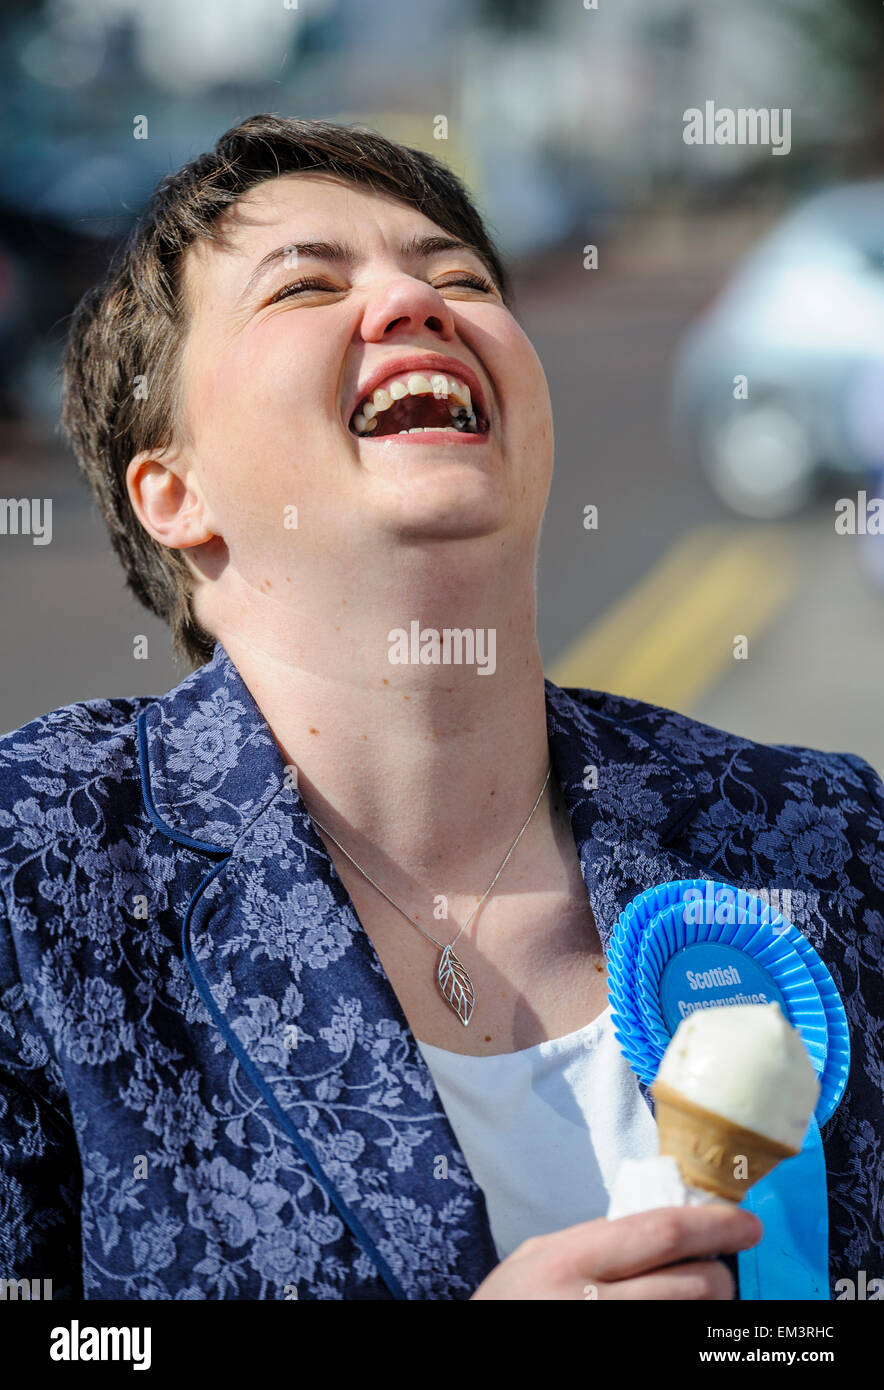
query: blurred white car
670 181 884 518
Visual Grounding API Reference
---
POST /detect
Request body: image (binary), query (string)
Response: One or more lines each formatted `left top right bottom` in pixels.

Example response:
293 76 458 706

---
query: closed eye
266 271 499 306
438 273 497 293
266 276 341 304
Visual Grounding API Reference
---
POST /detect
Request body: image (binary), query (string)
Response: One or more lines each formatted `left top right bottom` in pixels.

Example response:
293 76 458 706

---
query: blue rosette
607 880 694 1076
608 878 849 1122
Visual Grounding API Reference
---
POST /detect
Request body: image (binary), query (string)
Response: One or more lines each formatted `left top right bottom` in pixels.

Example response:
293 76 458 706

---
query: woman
0 115 881 1301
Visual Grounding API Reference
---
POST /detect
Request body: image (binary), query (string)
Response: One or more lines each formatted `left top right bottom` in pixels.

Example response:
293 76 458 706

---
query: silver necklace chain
306 759 552 1026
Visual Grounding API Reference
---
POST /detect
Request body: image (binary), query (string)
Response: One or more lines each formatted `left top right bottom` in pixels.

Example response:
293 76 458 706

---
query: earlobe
126 450 218 550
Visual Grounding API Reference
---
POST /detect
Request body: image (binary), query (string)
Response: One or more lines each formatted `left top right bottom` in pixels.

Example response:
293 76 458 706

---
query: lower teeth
354 404 481 437
398 426 463 434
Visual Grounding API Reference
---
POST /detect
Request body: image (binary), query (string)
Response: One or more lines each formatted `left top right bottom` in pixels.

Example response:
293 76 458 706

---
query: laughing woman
0 116 882 1301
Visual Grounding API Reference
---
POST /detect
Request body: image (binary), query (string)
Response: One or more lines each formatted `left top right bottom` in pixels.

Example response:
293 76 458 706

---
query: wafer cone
651 1079 799 1202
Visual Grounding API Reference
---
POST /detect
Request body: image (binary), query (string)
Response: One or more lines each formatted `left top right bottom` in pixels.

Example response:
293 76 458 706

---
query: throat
363 394 471 436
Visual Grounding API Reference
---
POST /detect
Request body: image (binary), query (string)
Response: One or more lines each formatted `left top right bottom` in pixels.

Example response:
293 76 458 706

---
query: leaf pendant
437 944 475 1027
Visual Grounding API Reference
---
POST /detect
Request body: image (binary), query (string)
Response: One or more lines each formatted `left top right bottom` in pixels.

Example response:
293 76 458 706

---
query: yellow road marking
547 523 800 709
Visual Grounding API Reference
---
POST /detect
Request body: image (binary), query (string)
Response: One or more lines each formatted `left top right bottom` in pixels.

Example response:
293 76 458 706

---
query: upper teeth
352 372 478 436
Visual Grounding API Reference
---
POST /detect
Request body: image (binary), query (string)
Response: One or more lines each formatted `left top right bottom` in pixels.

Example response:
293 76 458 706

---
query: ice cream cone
651 1078 799 1202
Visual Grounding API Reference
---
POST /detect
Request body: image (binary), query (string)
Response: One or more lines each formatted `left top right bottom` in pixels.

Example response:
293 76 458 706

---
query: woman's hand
470 1204 763 1300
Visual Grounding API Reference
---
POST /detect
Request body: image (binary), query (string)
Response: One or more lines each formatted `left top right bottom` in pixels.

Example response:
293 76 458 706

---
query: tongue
371 393 457 435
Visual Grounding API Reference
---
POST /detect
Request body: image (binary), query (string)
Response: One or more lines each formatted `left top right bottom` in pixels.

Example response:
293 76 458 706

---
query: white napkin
606 1155 729 1220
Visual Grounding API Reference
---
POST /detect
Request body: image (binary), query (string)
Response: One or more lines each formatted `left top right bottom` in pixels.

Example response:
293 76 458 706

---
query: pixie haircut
60 114 513 670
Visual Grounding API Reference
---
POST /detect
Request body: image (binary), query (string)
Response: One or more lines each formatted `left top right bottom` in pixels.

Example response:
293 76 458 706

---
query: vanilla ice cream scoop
655 1002 820 1149
607 1002 822 1218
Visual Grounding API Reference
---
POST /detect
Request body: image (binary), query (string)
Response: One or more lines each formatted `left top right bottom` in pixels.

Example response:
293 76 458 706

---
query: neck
209 544 553 889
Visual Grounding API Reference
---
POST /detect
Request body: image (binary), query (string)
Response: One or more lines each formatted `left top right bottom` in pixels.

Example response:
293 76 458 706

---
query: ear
126 445 218 551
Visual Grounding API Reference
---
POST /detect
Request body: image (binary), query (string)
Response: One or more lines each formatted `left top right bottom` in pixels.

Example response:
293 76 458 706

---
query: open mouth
349 370 489 439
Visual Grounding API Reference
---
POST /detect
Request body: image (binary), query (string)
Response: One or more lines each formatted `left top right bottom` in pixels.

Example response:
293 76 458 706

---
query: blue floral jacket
0 641 882 1300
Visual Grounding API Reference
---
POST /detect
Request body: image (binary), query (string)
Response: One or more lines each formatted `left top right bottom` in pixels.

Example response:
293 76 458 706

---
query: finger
555 1205 762 1282
593 1258 736 1302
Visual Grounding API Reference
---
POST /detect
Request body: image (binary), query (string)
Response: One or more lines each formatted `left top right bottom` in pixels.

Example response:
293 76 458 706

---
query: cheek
186 327 344 550
507 337 552 454
497 328 553 500
496 321 550 419
190 321 334 460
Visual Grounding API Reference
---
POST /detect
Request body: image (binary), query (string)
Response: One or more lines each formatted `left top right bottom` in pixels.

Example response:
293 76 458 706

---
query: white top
417 1005 659 1261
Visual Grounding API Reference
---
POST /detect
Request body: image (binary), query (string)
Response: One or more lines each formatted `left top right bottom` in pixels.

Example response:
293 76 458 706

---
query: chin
376 477 511 541
386 503 510 544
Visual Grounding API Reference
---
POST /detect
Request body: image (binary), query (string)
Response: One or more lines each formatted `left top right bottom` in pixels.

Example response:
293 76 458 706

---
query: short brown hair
60 114 513 670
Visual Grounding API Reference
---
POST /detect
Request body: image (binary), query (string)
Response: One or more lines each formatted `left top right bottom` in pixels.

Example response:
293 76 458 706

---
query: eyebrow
235 234 492 303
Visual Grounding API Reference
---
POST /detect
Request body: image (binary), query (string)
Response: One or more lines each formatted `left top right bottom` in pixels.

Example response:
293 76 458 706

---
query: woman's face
161 172 554 600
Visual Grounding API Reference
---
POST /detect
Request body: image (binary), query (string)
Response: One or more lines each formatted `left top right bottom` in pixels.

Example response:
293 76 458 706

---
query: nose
357 271 457 343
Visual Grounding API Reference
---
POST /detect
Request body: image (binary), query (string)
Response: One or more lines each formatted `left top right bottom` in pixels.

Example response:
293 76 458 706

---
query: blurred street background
1 0 884 771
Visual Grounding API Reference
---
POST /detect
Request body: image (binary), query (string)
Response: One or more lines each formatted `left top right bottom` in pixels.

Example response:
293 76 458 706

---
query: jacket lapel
545 678 714 1108
139 645 707 1298
545 677 707 952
